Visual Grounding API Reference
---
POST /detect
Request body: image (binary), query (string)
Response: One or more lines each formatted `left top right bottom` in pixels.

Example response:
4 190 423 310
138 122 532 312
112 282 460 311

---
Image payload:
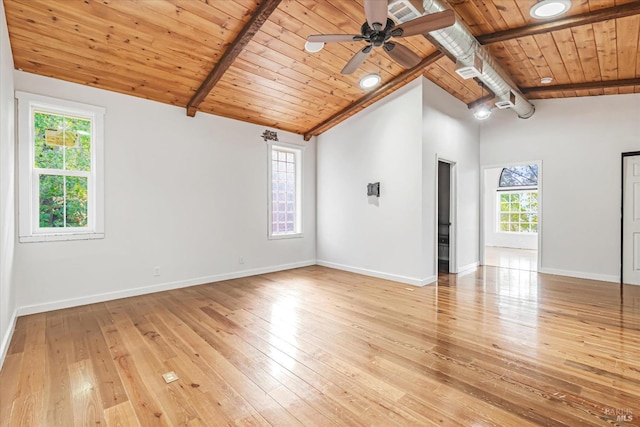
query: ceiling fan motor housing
361 18 395 47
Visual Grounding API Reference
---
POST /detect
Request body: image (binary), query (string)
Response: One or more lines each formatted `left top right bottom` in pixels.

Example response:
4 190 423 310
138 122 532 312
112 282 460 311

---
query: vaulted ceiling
4 0 640 139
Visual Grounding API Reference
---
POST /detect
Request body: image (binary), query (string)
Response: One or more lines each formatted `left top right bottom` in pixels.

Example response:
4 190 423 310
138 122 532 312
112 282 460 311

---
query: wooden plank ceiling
4 0 640 139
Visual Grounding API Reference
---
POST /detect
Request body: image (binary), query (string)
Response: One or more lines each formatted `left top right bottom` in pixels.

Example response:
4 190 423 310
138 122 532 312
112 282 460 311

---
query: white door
623 155 640 285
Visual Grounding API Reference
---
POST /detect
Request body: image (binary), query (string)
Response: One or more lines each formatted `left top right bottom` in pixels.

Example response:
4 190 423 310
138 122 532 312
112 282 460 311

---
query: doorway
622 153 640 285
437 160 454 273
482 163 541 272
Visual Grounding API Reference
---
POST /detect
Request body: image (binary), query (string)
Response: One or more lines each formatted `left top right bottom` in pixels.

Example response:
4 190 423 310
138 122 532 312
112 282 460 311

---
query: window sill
268 233 304 240
19 232 105 243
496 231 538 235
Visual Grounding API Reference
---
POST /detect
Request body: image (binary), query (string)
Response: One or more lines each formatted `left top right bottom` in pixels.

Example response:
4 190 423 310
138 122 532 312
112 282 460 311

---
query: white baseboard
317 260 436 287
16 260 316 317
0 307 18 370
538 267 619 284
456 262 479 274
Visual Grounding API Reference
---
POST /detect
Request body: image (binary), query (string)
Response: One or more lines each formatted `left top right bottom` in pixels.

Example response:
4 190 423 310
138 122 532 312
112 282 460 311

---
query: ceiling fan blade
393 10 455 37
383 42 421 69
341 46 373 74
364 0 388 30
307 34 363 43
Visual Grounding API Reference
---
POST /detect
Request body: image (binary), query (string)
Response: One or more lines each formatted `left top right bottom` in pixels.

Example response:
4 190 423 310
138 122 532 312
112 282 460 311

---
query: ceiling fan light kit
530 0 571 19
473 105 492 120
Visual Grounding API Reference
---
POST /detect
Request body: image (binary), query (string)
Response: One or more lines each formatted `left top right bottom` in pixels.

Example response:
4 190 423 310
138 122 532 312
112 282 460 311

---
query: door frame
621 151 640 285
480 160 543 271
435 155 457 274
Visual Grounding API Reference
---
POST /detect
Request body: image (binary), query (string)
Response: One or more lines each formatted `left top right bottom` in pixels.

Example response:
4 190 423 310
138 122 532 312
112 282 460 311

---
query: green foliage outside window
499 191 538 233
34 111 91 228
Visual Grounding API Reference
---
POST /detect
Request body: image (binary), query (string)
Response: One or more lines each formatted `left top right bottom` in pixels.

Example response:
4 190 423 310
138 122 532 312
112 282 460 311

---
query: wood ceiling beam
303 51 444 141
477 2 640 45
521 78 640 94
186 0 282 117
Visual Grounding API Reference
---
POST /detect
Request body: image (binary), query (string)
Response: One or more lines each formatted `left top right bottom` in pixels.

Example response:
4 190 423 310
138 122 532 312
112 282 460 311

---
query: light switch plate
162 371 179 384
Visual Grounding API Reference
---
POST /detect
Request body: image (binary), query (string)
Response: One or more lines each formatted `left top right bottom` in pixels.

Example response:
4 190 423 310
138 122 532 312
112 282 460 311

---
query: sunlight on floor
485 246 538 272
269 294 299 377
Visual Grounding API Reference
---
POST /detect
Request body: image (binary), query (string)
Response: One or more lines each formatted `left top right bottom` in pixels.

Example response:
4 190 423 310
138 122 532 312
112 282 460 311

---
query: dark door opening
438 161 451 273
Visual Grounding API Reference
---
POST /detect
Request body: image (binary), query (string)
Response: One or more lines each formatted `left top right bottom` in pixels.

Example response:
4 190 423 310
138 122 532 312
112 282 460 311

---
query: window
498 191 538 233
17 92 105 242
268 143 302 238
499 164 538 187
497 165 539 234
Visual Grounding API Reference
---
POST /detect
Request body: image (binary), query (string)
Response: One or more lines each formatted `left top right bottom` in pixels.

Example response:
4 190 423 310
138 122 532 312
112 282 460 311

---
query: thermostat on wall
367 182 380 197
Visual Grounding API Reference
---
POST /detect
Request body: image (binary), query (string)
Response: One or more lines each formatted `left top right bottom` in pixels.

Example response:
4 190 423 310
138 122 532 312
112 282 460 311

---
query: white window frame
496 188 538 234
16 91 105 243
267 141 303 239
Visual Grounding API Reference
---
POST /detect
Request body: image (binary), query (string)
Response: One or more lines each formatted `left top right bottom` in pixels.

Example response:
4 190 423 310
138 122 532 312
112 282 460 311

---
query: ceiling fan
306 0 455 74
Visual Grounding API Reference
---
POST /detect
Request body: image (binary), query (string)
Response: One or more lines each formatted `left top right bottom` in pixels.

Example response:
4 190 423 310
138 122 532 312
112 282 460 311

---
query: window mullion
35 168 89 178
62 175 67 229
33 169 40 233
61 114 67 231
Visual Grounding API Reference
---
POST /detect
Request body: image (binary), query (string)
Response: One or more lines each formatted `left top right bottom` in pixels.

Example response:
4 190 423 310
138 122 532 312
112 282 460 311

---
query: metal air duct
389 0 535 119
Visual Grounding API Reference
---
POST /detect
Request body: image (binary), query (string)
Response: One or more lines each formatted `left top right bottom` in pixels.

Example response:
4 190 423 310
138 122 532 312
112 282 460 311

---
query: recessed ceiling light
359 73 381 89
530 0 571 19
304 41 324 53
540 76 553 84
473 105 492 120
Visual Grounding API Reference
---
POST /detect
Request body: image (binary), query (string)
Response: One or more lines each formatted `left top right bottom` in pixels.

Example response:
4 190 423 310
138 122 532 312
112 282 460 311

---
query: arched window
499 165 538 187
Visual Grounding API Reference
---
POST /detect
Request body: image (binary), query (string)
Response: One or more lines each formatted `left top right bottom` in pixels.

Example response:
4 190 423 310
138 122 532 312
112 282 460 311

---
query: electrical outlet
153 266 160 276
239 257 245 265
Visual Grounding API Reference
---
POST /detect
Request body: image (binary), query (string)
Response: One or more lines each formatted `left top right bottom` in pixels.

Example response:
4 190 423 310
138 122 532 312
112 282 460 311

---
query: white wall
317 78 480 285
317 79 426 284
0 0 16 364
13 71 316 314
483 167 537 250
422 78 480 276
480 94 640 282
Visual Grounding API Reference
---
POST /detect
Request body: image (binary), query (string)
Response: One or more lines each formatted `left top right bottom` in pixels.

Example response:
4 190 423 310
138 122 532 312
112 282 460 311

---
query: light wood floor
485 246 538 272
1 266 639 426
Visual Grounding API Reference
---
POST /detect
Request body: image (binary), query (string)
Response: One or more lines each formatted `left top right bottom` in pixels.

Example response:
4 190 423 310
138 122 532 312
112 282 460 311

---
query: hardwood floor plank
0 353 23 426
5 314 47 427
66 307 93 364
1 266 639 425
43 311 74 426
78 308 128 410
200 307 426 426
6 316 26 355
109 306 202 426
143 301 299 426
267 385 332 426
146 313 270 425
103 401 142 427
92 304 171 426
69 359 107 427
